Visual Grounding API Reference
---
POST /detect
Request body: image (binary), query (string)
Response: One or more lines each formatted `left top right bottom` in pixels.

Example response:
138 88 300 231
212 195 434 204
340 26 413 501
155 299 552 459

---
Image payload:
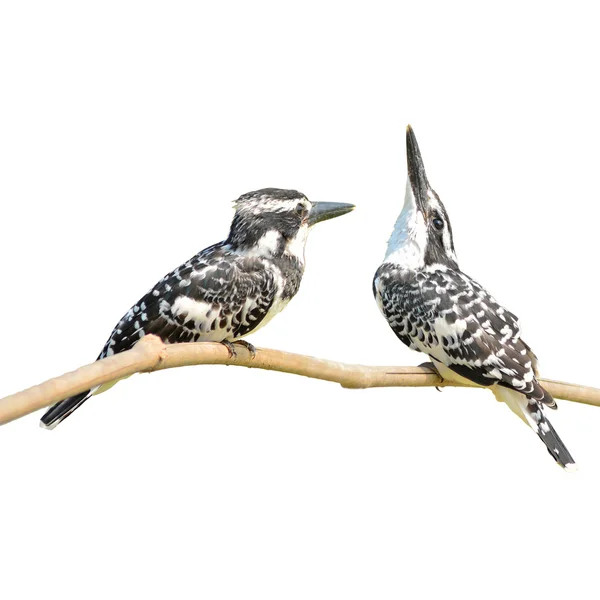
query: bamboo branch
0 334 598 426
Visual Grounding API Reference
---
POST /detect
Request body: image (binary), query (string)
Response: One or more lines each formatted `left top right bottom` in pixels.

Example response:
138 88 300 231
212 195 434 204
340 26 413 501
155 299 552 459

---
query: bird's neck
384 192 427 271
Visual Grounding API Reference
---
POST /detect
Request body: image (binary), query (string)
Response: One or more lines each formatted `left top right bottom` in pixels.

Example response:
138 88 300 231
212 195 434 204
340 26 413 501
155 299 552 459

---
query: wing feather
374 264 553 407
101 243 277 357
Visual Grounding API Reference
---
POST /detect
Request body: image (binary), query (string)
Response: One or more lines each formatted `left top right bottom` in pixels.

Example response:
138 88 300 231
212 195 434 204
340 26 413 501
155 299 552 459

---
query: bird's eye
432 217 444 231
295 202 307 216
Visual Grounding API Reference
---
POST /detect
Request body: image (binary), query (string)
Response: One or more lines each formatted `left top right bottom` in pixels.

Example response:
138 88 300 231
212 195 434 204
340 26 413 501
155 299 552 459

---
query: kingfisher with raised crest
41 188 354 429
373 126 575 470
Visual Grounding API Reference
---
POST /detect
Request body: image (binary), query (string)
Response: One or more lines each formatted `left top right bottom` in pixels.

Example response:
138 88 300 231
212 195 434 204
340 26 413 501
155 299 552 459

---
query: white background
1 2 599 598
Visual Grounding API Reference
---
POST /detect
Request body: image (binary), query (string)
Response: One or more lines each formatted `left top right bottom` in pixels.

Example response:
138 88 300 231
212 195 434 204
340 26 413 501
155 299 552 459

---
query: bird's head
228 188 354 261
385 126 458 270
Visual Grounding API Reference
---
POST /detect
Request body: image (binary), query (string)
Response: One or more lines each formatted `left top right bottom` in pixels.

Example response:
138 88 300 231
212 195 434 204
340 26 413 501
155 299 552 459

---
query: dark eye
432 216 444 231
295 202 306 216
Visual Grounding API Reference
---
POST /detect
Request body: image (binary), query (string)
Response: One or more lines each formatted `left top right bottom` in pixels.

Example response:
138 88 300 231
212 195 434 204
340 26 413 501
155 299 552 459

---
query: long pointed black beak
406 125 430 206
308 201 355 226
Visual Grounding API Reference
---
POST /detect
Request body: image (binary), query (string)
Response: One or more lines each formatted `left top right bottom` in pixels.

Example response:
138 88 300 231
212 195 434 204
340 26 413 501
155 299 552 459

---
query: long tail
40 387 98 430
493 386 576 471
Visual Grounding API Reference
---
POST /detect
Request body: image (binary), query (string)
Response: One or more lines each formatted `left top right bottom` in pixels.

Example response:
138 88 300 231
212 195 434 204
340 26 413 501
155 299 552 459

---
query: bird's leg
419 361 444 392
233 340 257 359
220 340 238 359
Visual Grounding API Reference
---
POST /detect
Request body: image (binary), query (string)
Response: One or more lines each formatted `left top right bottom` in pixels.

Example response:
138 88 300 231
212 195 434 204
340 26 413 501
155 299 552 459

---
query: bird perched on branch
41 188 354 429
373 126 575 470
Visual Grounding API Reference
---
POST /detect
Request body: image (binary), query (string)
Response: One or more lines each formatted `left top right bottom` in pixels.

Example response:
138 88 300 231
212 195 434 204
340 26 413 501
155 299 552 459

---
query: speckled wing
100 243 278 358
374 265 554 407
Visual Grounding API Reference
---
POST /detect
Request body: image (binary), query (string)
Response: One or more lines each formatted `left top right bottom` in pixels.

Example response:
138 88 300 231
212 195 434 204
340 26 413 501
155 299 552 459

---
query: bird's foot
418 361 444 392
233 340 257 359
220 340 238 358
220 340 257 359
418 361 437 372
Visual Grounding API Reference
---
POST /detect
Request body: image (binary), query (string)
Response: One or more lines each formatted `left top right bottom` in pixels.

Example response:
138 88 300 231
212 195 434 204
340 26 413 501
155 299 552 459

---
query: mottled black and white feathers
100 242 297 358
373 126 575 469
374 265 553 406
41 188 353 429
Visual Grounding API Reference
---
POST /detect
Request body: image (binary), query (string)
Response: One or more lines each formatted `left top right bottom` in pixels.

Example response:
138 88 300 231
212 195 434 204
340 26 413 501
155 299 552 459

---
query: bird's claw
220 340 257 359
418 361 444 391
220 340 238 359
234 340 257 359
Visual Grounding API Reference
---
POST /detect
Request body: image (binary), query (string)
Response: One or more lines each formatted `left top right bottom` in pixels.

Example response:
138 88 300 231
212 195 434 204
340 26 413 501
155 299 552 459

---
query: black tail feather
40 390 93 430
535 412 576 470
494 386 576 470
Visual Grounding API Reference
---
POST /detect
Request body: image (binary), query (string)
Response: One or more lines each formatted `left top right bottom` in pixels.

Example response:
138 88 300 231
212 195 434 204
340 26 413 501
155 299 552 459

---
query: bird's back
101 242 301 359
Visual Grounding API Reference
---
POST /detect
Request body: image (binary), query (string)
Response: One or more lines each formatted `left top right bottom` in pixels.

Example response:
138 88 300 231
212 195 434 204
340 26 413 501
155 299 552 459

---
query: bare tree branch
0 334 598 426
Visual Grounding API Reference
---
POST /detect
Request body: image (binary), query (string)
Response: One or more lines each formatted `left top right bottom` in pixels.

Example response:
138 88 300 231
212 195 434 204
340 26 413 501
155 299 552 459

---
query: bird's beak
308 201 355 226
406 124 430 209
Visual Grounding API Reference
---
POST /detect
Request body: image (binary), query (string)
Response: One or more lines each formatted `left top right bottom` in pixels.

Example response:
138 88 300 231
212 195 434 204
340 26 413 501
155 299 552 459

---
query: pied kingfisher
373 126 575 470
42 188 354 429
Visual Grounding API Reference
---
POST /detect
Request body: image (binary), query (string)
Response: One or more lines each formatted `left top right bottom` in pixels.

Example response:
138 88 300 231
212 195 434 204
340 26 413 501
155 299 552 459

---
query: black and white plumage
373 126 575 470
41 188 354 429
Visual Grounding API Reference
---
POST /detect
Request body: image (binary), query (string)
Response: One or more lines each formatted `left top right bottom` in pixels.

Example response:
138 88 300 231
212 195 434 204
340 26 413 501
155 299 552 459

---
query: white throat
384 178 426 269
285 224 308 264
